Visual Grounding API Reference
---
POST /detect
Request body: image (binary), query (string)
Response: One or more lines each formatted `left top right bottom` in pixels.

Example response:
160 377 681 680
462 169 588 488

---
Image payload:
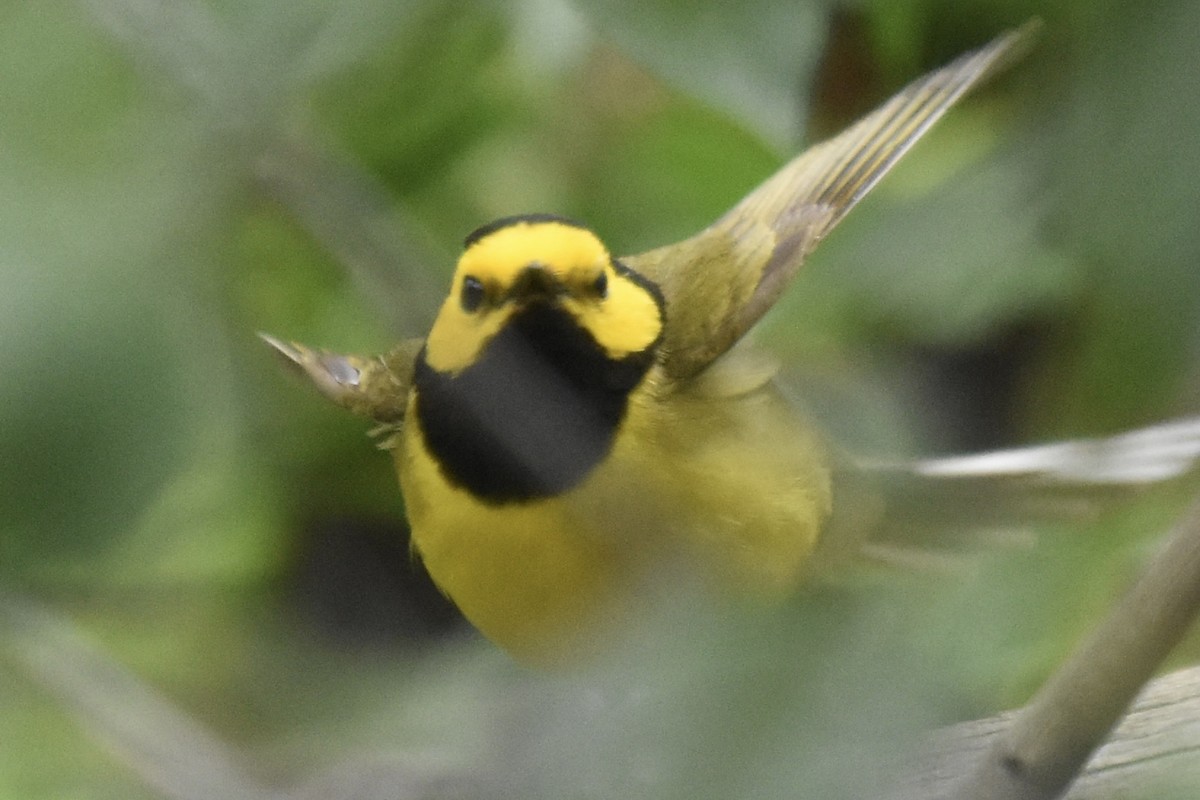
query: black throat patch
413 303 657 504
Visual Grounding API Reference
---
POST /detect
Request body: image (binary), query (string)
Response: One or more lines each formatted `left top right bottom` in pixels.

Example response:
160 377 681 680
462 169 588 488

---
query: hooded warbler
264 27 1044 664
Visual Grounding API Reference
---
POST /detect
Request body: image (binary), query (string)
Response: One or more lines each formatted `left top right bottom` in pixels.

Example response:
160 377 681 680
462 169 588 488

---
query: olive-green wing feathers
625 23 1037 382
263 25 1036 408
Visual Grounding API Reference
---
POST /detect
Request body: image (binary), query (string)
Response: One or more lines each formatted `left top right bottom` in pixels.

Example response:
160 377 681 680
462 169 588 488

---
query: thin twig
940 496 1200 799
895 663 1200 798
255 134 447 336
0 591 279 800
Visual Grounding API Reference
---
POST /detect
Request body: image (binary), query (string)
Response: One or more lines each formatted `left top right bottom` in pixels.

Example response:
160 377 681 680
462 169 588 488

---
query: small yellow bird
264 27 1048 664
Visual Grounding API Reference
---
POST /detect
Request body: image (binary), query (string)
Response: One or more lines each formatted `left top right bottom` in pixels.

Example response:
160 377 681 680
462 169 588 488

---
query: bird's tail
824 417 1200 572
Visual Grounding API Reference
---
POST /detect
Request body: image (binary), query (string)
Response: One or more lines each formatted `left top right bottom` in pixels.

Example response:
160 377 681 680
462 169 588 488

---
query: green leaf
578 0 832 147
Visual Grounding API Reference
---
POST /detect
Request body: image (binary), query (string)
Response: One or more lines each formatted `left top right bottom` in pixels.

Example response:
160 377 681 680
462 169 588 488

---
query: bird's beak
508 263 563 304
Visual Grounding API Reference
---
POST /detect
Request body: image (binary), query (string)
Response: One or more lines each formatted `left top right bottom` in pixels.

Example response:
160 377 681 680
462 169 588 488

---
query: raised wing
625 23 1037 382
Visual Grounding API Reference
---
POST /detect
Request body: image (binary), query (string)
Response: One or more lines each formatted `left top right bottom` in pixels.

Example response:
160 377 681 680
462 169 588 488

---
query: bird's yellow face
424 216 664 375
414 215 666 504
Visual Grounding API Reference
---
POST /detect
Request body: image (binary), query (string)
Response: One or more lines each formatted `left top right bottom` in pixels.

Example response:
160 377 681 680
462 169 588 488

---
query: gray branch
893 496 1200 799
897 663 1200 798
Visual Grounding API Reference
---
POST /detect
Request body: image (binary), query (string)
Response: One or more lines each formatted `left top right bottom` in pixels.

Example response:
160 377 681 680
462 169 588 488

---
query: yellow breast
398 363 832 665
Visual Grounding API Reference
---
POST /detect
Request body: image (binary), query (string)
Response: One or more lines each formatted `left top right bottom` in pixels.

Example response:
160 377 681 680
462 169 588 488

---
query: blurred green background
3 0 1200 798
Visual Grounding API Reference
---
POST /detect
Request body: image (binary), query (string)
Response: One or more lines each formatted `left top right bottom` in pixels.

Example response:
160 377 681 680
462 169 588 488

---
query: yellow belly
398 369 832 665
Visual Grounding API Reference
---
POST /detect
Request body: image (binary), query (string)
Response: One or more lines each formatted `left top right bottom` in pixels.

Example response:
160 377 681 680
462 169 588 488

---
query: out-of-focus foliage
3 0 1200 798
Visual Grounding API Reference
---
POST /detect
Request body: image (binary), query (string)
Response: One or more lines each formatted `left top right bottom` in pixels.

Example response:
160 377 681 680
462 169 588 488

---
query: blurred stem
0 590 469 799
0 590 276 800
256 132 446 337
83 0 446 338
950 495 1200 799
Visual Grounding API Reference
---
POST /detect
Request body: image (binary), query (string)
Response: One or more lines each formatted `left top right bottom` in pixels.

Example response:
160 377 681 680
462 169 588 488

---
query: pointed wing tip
259 331 366 401
1008 17 1046 48
982 18 1044 75
259 333 412 423
258 331 308 368
257 330 287 349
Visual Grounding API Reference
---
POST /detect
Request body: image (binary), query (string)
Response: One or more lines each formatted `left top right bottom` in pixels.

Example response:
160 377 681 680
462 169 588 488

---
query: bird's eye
592 271 608 299
460 276 485 312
